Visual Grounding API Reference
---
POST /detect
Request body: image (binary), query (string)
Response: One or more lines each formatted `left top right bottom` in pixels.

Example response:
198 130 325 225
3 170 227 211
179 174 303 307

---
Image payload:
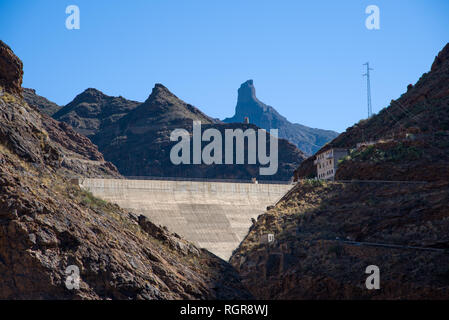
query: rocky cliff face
23 88 60 116
231 43 449 299
223 80 338 155
231 180 449 299
0 40 23 96
59 83 306 181
0 41 251 299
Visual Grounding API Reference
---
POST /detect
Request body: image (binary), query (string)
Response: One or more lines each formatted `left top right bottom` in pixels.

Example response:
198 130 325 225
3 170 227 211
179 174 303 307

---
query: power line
363 62 374 118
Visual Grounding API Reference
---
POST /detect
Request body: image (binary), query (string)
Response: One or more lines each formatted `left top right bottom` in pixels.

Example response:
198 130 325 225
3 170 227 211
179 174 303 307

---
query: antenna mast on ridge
363 62 373 118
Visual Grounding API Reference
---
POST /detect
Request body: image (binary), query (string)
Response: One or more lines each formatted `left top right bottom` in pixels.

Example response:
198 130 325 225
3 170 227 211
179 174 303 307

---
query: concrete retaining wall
78 178 292 260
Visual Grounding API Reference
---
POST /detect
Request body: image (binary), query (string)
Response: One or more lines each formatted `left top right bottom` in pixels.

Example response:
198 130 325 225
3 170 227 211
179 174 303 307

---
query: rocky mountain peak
224 80 338 155
431 42 449 71
72 88 107 104
154 83 169 91
123 83 215 127
0 40 23 96
237 79 259 105
145 83 180 104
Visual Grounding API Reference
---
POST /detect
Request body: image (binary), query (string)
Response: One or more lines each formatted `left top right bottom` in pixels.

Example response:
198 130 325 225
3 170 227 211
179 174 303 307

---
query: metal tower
363 62 373 118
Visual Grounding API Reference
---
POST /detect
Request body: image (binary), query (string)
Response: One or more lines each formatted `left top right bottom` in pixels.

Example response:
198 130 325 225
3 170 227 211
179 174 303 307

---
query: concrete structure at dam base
78 178 292 260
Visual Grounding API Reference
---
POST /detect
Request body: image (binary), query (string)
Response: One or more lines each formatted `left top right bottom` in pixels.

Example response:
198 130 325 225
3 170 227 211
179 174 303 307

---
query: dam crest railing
71 175 294 185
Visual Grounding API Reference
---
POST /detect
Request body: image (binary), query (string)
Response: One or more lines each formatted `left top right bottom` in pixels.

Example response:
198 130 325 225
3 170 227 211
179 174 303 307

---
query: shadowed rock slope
224 80 338 155
231 43 449 299
53 88 141 138
231 180 449 299
0 40 251 300
23 88 60 116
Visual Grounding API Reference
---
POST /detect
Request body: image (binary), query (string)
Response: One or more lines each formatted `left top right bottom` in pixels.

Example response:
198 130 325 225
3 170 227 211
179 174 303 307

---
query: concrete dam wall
78 178 292 260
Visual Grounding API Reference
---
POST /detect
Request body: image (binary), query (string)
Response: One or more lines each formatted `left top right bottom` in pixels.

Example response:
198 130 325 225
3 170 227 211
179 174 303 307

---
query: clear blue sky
1 0 448 132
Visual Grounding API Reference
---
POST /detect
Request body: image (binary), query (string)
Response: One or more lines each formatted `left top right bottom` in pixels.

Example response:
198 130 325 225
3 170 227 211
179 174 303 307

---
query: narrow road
325 239 447 253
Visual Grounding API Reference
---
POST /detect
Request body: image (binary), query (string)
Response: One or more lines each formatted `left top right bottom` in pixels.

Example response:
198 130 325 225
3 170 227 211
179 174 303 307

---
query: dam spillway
77 178 292 260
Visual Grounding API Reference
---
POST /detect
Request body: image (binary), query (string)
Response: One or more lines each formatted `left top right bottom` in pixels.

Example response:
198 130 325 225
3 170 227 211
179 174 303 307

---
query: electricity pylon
363 62 373 118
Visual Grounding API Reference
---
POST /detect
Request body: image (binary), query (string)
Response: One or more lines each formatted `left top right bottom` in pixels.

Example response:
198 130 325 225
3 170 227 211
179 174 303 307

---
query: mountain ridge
94 84 305 180
52 82 306 180
53 88 141 138
23 88 61 116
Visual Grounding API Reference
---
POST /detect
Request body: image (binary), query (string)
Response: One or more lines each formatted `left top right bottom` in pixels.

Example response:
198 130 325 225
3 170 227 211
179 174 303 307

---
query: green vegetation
327 244 343 257
338 154 352 165
80 190 108 208
61 182 117 214
344 142 423 163
302 179 327 187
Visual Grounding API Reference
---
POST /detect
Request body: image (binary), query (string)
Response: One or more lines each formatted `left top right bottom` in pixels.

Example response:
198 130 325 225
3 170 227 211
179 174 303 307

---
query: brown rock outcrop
0 40 23 96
